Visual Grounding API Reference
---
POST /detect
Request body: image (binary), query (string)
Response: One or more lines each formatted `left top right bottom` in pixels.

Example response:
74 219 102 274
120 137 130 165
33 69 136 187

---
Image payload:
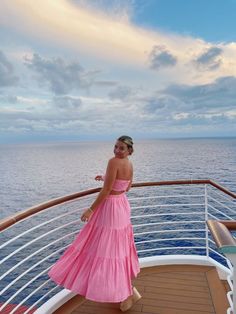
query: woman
48 135 141 312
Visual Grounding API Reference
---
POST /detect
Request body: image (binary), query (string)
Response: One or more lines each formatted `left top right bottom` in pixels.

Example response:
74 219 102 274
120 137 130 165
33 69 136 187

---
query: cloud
1 84 236 138
0 94 18 104
194 47 223 71
172 112 236 129
71 0 135 21
0 92 141 136
0 0 156 65
163 76 236 111
24 53 99 94
148 45 177 70
0 50 19 87
1 0 236 88
93 80 118 87
108 85 133 100
144 95 175 113
1 1 236 140
135 74 236 135
53 95 82 114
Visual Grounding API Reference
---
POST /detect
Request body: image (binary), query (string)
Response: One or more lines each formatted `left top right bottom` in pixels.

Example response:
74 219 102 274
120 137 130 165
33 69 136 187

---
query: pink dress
48 178 140 302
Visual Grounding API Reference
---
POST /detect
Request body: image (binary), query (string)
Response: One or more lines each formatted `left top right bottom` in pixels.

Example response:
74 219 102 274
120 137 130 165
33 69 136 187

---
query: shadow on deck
56 265 229 314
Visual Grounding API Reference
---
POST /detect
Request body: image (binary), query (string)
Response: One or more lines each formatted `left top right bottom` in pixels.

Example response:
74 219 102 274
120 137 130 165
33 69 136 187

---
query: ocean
1 137 236 309
1 137 236 220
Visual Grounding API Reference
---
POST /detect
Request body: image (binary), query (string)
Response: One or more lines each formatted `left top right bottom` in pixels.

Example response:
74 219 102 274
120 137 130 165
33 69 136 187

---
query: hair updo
117 135 134 155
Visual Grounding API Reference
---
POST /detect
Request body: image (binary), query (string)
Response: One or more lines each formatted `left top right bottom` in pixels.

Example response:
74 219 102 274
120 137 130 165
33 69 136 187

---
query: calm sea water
1 138 236 308
1 138 236 220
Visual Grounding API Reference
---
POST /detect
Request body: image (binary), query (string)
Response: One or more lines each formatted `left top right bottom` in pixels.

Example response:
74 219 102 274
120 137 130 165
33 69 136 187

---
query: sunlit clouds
1 0 236 81
0 0 236 142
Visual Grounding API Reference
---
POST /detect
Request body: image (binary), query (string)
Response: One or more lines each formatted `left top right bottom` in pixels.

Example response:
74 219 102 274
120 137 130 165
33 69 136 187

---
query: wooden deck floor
58 264 229 314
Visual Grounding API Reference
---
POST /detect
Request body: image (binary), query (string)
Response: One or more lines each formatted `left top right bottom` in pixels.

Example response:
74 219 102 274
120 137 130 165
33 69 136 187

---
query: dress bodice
112 178 130 192
102 175 130 192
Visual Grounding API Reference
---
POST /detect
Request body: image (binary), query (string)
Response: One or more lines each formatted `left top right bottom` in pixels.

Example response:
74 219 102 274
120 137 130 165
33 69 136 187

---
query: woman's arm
81 158 117 222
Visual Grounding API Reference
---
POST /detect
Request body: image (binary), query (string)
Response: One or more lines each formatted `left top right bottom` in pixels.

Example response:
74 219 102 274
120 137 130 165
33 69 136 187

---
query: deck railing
207 220 236 314
0 179 236 314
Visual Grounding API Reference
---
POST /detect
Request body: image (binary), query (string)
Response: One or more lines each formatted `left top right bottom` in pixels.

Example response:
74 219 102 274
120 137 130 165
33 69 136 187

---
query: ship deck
55 264 229 314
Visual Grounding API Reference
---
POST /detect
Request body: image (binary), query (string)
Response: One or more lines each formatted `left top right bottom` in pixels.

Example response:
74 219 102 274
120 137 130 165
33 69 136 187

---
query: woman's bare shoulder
108 157 132 166
107 157 120 168
108 157 118 163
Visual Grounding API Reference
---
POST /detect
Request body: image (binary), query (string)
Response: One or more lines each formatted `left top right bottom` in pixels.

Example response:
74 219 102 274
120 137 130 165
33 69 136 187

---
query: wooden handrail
207 220 236 248
1 179 235 232
132 179 236 199
0 187 101 232
208 180 236 199
219 221 236 231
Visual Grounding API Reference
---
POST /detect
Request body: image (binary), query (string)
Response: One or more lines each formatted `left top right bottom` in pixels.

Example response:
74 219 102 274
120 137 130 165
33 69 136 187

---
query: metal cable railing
0 180 236 314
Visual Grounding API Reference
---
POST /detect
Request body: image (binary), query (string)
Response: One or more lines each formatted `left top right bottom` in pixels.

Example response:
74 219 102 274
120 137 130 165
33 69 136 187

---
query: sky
0 0 236 143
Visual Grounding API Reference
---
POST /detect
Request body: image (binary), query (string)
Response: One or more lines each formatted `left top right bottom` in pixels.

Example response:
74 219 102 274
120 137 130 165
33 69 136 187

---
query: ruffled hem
48 249 140 302
49 254 139 302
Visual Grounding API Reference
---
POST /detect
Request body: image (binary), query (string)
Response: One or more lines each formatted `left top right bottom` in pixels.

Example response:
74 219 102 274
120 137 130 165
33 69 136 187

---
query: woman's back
115 157 133 181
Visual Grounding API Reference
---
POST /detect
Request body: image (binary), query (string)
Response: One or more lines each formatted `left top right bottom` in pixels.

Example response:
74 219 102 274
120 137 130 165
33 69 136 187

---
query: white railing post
224 254 236 314
205 184 209 258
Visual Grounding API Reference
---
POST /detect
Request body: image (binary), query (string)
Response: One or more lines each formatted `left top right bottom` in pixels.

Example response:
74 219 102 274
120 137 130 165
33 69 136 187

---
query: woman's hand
80 208 93 222
95 175 104 181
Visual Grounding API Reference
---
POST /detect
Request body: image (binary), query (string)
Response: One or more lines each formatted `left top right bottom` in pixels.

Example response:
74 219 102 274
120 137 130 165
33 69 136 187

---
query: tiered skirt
48 193 140 302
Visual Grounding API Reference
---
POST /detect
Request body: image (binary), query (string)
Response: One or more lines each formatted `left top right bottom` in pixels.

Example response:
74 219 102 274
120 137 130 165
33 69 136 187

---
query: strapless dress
48 177 140 302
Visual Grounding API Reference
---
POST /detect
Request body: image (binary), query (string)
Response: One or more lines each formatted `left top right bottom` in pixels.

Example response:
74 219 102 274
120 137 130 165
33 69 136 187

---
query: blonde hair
117 135 134 155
